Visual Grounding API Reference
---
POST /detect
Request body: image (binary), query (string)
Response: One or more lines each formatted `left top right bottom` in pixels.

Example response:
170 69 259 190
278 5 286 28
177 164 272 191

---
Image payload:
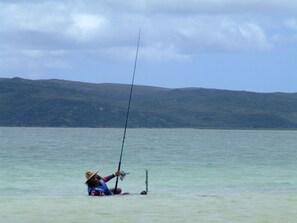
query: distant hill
1 77 297 129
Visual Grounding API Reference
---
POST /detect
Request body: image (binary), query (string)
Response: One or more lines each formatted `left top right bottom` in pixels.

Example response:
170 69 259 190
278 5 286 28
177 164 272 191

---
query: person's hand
114 171 121 177
98 191 105 196
91 190 105 196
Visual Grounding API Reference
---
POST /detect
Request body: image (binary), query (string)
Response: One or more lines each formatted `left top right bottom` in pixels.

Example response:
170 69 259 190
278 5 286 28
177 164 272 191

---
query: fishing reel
119 170 129 181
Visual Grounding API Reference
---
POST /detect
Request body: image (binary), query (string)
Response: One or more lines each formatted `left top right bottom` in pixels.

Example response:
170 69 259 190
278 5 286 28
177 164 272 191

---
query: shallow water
1 128 297 222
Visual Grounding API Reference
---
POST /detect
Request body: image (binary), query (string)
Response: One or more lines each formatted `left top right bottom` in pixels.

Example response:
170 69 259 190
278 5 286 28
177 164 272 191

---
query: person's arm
101 171 121 182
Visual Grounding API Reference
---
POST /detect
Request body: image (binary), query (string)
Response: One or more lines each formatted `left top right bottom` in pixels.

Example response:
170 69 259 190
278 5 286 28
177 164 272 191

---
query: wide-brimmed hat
85 170 99 184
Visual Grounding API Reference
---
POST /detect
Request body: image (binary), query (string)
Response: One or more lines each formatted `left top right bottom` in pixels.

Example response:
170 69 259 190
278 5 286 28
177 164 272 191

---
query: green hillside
1 77 297 128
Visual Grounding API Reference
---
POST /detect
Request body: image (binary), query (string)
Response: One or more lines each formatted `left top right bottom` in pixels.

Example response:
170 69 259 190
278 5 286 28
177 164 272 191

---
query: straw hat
85 170 99 184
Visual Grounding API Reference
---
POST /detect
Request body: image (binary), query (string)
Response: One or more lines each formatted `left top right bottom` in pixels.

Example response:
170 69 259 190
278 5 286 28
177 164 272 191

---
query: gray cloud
0 0 295 69
99 0 297 15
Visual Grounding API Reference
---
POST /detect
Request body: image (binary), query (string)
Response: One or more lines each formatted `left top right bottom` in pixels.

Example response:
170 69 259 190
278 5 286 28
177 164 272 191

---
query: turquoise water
0 128 297 222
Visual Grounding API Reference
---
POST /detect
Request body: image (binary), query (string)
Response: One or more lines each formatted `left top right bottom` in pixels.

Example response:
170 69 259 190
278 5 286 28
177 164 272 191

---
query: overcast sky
1 0 297 92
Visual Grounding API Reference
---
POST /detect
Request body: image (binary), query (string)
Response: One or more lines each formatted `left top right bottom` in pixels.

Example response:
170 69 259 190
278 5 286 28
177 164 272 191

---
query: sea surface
0 127 296 223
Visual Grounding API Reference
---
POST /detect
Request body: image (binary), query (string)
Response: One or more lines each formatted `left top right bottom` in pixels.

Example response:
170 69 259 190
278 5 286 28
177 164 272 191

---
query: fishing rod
114 28 141 192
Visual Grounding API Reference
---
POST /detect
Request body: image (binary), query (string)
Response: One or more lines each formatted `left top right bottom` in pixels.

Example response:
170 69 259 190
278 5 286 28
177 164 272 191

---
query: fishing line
114 28 141 192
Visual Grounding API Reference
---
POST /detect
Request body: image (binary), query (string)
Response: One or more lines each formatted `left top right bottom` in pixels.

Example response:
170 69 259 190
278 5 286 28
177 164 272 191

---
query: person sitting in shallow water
85 170 122 196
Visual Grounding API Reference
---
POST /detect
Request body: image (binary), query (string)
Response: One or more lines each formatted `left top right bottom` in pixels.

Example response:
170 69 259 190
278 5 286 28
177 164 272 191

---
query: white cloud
65 14 108 42
173 16 272 52
0 48 71 72
100 0 297 15
19 50 67 58
271 18 297 44
0 0 295 67
0 2 66 32
284 18 297 30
